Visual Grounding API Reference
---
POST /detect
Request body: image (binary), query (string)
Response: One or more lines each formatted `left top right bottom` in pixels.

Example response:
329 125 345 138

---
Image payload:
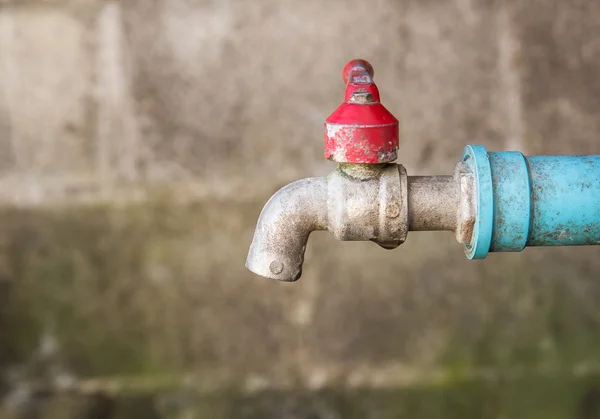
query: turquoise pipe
463 145 600 259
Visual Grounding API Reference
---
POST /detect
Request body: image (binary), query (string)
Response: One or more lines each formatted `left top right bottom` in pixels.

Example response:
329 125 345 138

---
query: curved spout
246 177 328 281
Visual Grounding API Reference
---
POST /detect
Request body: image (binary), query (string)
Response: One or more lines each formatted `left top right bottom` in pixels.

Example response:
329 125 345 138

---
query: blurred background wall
1 0 600 418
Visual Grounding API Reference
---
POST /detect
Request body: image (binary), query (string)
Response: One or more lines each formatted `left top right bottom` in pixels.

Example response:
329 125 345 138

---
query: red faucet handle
324 59 399 164
342 59 380 103
342 59 374 85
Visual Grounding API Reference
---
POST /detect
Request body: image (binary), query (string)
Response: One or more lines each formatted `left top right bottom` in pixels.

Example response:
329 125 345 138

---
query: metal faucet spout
247 164 409 282
245 177 328 282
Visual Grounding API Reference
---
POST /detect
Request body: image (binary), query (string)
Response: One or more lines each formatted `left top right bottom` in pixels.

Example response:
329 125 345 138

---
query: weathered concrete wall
1 0 600 417
2 0 600 200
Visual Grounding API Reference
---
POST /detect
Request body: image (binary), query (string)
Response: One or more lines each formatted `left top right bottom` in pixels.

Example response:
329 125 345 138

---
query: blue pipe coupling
462 145 600 259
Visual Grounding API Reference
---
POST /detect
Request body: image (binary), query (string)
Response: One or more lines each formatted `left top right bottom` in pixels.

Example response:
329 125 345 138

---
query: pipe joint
328 163 408 249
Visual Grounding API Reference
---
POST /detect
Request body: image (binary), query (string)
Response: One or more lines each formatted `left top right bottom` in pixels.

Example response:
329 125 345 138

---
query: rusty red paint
342 59 374 85
325 59 399 163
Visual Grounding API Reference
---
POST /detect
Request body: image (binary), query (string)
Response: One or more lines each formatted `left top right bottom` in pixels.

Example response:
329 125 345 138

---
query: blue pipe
462 145 600 259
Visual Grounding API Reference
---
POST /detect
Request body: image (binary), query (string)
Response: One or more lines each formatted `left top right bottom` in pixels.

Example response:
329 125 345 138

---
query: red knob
324 59 399 164
342 59 374 85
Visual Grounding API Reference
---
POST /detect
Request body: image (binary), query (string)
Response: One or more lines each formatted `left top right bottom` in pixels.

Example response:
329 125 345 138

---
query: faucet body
246 60 600 281
246 164 410 281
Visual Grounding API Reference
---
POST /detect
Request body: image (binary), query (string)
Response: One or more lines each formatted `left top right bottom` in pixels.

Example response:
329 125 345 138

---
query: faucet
246 59 600 282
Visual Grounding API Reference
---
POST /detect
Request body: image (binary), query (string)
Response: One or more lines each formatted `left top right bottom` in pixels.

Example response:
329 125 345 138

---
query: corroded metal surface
407 176 458 231
454 162 476 245
246 164 410 281
246 161 478 281
328 163 408 248
245 178 328 282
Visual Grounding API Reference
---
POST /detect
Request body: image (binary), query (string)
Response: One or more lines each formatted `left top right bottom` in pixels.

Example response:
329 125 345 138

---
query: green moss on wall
0 198 262 377
2 374 600 419
0 197 600 397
